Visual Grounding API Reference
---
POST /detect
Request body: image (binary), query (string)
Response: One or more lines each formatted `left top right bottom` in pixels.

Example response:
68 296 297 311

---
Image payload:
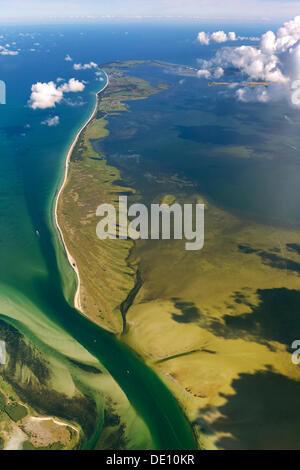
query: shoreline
54 70 109 312
51 64 199 451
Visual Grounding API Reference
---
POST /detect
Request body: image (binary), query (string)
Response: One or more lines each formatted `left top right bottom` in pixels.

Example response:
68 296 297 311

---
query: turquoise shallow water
0 23 209 449
1 22 298 450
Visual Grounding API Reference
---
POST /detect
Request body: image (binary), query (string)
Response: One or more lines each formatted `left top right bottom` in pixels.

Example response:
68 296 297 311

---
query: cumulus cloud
197 31 210 45
197 67 224 80
211 31 228 43
236 86 270 103
29 78 85 109
197 16 300 107
0 45 18 55
59 78 85 92
228 31 236 41
73 61 98 70
41 115 60 127
29 81 63 109
65 54 73 61
95 71 104 81
197 30 237 45
197 30 259 45
197 69 211 79
214 67 225 79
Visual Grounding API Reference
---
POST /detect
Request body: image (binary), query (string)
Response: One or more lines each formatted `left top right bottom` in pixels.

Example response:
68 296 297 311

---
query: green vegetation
23 440 64 451
5 402 27 422
58 61 165 333
0 318 92 448
0 391 6 408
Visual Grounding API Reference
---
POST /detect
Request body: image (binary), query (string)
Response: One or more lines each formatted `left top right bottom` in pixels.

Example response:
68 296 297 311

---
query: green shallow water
0 70 197 450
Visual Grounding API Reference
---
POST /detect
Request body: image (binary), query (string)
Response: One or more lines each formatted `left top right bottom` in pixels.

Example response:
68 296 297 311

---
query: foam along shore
54 70 109 312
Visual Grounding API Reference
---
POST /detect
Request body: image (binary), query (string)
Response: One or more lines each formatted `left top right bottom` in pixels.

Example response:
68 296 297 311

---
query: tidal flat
58 60 300 449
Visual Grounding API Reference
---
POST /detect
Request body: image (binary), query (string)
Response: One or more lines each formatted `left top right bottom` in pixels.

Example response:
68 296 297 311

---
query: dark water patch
270 247 281 253
238 244 300 275
176 125 263 146
208 288 300 348
232 291 253 307
286 243 300 255
172 299 201 324
238 244 257 254
207 368 300 450
258 251 300 274
68 358 103 375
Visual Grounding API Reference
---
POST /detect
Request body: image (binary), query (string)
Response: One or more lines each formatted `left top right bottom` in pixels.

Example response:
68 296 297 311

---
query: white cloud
236 87 270 103
228 32 236 42
260 30 276 55
197 31 210 45
73 61 98 70
197 16 300 107
197 67 224 80
197 30 259 46
41 115 60 126
59 77 85 92
29 81 63 109
211 31 228 43
0 45 18 55
29 78 85 109
197 69 211 79
214 67 224 78
65 54 73 61
95 71 104 81
210 45 286 82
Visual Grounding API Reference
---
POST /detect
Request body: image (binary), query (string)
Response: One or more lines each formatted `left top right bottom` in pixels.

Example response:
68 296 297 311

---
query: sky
1 0 300 23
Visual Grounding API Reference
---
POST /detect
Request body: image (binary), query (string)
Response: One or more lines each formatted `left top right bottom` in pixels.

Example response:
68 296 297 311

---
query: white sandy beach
54 70 109 312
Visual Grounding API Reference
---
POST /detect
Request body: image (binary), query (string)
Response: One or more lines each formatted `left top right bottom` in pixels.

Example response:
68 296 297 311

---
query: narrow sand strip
54 71 109 312
30 416 79 433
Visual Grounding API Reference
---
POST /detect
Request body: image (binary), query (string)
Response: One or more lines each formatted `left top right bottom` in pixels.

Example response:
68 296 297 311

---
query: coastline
51 63 200 450
54 70 109 312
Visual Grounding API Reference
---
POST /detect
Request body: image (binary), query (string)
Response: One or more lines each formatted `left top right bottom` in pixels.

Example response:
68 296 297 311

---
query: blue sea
0 22 298 450
0 22 274 292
